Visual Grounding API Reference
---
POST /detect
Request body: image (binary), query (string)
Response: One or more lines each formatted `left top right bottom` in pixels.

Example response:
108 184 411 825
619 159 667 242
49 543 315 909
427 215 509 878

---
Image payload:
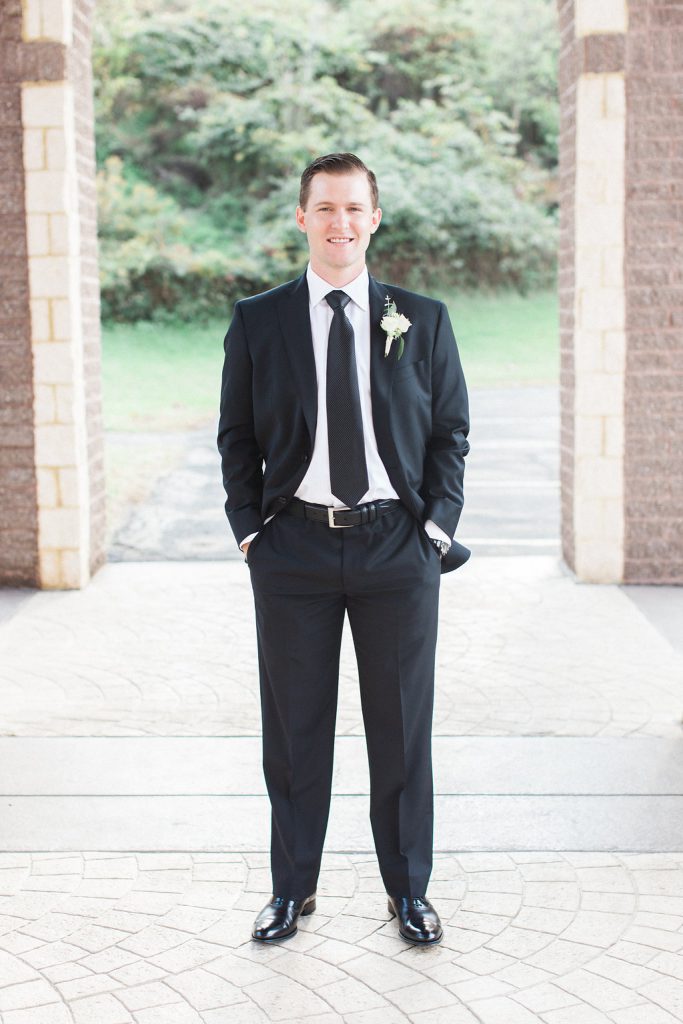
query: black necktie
325 290 369 508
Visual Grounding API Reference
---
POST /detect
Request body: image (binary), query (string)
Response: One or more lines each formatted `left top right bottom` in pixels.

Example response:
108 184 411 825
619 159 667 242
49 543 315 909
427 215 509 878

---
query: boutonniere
381 296 412 359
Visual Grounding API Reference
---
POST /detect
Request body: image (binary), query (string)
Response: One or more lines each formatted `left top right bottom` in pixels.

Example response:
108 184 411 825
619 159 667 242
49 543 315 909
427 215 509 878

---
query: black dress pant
246 499 441 899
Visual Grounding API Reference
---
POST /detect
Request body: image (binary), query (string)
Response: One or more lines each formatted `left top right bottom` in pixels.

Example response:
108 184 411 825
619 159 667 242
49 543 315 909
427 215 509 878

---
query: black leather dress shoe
387 894 443 945
251 893 316 941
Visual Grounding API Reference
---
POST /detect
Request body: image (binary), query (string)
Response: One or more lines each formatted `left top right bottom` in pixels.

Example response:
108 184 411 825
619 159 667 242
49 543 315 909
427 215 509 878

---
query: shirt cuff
239 513 276 551
424 518 452 547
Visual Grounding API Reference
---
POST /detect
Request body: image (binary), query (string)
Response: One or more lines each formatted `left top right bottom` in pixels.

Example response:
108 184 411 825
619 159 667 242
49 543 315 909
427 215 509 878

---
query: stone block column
0 0 105 588
558 0 628 583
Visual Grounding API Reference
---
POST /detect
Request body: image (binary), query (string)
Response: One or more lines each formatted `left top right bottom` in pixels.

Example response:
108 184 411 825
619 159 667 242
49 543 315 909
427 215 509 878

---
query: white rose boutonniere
381 296 412 359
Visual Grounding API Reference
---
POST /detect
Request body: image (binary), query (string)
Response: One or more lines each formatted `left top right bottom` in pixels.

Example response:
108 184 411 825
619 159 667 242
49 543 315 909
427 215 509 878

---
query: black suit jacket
217 270 471 574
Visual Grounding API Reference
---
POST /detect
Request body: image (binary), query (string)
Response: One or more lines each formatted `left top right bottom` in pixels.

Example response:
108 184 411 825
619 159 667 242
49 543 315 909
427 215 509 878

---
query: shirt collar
306 262 369 312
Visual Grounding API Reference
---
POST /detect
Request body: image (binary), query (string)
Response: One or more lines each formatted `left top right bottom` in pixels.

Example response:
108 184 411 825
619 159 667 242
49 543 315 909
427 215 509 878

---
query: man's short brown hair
299 152 379 211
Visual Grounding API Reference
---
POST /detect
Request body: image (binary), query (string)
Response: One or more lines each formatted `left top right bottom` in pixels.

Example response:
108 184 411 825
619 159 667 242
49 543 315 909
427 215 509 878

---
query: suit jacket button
301 454 309 462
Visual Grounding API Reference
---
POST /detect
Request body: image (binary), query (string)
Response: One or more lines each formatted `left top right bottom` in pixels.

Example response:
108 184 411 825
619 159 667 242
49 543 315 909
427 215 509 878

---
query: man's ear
370 207 382 233
295 206 307 233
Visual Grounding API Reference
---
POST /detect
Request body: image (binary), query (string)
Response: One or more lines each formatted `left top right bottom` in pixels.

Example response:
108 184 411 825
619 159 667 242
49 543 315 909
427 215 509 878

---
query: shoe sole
251 897 317 942
387 898 443 945
397 929 443 946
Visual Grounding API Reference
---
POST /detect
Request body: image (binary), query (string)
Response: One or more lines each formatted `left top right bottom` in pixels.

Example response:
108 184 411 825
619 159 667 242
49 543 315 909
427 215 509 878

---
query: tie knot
325 290 351 312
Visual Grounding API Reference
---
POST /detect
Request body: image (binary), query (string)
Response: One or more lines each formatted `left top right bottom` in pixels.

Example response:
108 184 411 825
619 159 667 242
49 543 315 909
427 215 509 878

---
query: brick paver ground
2 850 683 1023
1 557 683 1022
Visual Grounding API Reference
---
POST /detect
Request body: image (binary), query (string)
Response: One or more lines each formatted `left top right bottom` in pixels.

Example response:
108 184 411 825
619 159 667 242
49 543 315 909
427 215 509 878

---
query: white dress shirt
239 262 451 550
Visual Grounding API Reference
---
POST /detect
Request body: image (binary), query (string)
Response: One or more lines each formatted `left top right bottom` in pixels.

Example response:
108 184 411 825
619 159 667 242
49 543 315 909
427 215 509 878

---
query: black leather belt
282 496 401 528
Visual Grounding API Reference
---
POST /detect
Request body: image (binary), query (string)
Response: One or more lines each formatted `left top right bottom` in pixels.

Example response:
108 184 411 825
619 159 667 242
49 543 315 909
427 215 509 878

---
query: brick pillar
0 0 39 585
558 0 683 584
0 0 105 588
623 2 683 582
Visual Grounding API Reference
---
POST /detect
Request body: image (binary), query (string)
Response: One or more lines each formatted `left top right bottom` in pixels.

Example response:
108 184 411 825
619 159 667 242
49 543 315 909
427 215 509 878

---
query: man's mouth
327 237 354 245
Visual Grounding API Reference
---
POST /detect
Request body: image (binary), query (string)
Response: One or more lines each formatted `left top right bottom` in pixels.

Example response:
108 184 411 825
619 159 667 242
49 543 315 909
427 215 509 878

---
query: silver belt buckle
328 506 352 527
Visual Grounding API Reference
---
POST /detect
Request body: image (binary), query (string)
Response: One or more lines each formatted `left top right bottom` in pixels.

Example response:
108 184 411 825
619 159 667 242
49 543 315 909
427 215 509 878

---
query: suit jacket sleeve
217 301 265 546
422 301 470 539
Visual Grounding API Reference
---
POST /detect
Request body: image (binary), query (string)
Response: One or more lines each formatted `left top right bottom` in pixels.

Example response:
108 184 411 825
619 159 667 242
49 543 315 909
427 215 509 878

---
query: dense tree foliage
94 0 559 321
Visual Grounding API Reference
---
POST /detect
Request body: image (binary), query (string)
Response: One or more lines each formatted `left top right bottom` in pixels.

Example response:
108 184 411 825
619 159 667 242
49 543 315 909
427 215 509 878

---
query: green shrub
97 156 265 321
94 0 559 319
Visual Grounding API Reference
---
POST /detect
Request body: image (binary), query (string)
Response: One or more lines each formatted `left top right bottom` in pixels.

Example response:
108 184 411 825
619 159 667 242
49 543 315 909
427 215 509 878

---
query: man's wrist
424 518 451 549
240 531 258 551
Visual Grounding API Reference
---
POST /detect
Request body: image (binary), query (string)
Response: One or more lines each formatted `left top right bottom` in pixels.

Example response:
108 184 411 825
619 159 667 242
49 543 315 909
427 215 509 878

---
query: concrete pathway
1 556 683 1022
107 387 561 562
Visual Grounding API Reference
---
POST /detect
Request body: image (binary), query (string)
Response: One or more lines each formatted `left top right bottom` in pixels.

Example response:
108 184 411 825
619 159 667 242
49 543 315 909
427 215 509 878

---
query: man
217 152 470 946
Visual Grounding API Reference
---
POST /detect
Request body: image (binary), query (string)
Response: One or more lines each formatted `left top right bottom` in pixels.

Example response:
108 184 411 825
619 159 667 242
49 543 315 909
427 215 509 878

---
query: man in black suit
218 152 470 946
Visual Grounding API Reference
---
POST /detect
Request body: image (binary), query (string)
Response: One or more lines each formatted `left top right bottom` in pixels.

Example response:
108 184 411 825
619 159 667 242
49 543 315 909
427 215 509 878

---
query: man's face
295 171 382 282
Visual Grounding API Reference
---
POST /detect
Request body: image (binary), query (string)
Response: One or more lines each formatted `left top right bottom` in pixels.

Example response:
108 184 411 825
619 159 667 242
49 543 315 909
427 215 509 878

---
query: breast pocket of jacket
393 357 426 382
390 357 430 441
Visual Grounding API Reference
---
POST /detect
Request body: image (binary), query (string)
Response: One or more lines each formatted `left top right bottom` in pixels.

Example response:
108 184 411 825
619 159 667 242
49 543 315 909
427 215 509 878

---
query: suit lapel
276 272 318 446
368 273 399 464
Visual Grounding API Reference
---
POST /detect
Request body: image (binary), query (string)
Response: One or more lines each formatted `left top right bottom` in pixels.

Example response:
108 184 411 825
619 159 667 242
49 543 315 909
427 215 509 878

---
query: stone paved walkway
1 847 683 1024
1 557 683 1022
1 558 680 738
107 387 561 562
3 850 683 1023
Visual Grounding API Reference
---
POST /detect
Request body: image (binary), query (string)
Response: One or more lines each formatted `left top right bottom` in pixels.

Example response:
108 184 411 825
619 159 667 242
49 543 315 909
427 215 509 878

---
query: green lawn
445 287 559 389
101 319 227 432
101 287 558 433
